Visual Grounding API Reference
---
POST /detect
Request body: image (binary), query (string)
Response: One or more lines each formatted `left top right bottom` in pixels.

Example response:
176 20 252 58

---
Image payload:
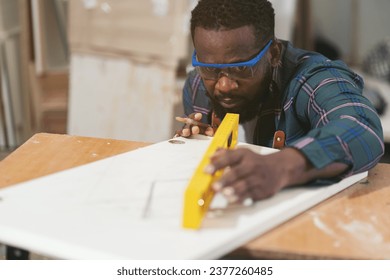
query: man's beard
210 83 272 123
211 97 263 123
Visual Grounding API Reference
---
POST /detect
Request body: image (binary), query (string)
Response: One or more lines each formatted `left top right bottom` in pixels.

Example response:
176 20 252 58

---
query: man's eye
231 66 248 72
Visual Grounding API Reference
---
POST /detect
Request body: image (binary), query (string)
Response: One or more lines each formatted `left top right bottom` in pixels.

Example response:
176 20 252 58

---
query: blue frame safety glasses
192 39 273 80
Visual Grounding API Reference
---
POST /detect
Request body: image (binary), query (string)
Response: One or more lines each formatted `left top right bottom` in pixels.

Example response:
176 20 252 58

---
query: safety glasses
192 39 273 80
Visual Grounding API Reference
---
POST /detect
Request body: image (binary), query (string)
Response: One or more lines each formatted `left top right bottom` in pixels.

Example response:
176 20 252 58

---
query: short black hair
190 0 275 46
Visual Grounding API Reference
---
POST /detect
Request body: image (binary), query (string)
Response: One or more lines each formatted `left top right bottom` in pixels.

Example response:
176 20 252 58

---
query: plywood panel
68 53 178 142
68 0 190 62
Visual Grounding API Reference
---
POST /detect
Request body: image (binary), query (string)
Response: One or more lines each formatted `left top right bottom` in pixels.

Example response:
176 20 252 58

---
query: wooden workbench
1 133 389 259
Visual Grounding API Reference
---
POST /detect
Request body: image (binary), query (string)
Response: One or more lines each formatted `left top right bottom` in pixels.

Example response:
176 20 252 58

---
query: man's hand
175 113 215 137
204 147 348 204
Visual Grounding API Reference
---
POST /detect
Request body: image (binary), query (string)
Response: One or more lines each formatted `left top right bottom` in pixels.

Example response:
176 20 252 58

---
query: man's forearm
280 148 349 188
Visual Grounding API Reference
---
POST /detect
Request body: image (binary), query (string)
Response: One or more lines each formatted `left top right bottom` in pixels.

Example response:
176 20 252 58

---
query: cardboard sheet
0 136 367 259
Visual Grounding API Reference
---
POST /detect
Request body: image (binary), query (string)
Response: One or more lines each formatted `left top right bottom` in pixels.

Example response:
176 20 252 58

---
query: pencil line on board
141 180 156 219
141 178 189 219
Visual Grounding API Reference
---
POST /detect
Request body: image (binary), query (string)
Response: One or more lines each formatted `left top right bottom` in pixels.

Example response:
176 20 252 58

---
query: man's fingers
205 126 215 136
208 149 245 172
182 124 191 137
204 149 232 175
219 180 254 204
194 112 202 121
176 113 211 137
191 125 200 135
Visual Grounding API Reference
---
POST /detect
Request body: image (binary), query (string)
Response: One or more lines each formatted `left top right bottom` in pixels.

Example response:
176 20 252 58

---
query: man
176 0 384 203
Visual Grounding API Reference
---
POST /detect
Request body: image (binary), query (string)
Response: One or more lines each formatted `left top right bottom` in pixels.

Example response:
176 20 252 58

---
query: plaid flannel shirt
182 41 384 176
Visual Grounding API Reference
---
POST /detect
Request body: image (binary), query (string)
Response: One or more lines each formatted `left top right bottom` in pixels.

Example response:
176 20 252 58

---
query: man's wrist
277 147 313 187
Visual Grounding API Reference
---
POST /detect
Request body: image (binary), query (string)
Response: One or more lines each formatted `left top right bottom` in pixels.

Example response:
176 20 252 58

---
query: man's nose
215 75 238 93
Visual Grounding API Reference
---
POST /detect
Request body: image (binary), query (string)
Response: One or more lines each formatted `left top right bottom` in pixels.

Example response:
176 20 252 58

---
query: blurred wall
312 0 390 65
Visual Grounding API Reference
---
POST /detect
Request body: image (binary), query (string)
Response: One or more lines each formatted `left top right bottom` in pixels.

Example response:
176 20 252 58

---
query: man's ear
269 39 282 67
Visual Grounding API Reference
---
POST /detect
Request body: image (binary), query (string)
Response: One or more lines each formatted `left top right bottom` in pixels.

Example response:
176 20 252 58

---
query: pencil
175 116 211 128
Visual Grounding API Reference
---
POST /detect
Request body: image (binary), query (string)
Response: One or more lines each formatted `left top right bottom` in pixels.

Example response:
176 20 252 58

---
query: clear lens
196 65 255 80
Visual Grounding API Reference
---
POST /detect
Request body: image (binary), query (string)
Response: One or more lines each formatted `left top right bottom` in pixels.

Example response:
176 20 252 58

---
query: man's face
193 26 273 123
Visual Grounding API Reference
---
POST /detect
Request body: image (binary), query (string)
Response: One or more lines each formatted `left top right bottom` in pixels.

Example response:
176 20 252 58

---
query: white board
0 136 366 259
